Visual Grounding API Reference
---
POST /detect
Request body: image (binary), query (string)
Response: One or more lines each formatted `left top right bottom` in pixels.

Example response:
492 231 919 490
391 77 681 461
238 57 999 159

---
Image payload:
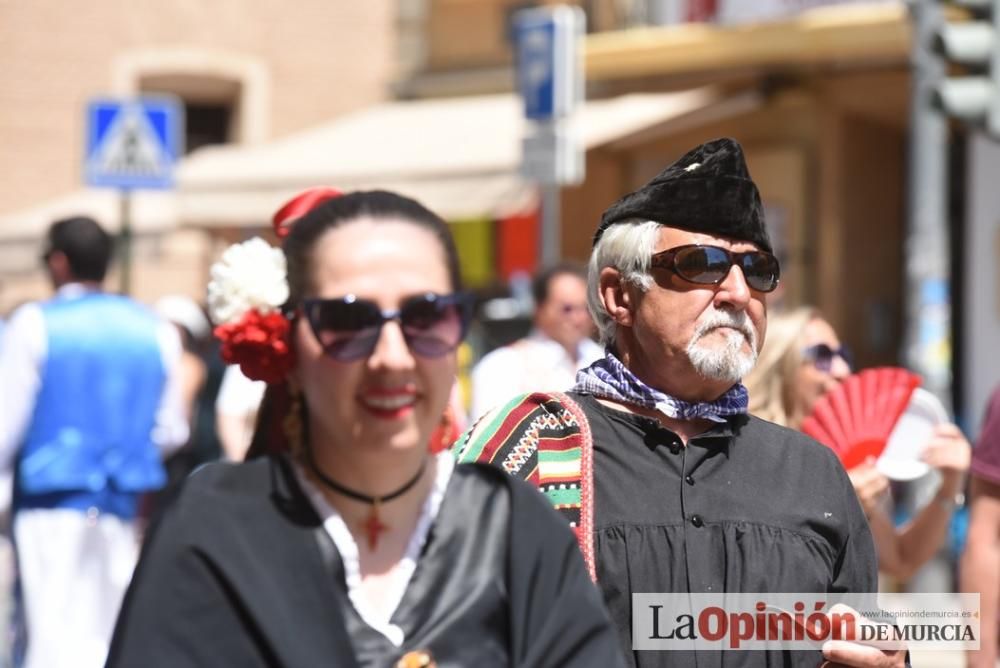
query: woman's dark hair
282 190 463 305
246 190 463 460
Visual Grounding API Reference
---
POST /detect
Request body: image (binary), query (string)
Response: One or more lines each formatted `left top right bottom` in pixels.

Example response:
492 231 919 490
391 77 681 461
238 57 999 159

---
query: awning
0 86 754 241
0 189 176 243
178 171 536 226
176 86 730 226
584 2 911 82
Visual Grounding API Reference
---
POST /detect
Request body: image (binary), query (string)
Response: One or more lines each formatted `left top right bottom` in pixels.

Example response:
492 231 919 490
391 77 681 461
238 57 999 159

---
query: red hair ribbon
272 186 343 238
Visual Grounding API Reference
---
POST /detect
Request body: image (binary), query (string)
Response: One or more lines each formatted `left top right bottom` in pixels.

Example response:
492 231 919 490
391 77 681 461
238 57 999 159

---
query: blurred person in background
744 307 971 583
961 384 1000 668
0 282 7 343
470 262 601 420
107 189 622 667
0 292 10 666
0 216 187 668
154 295 210 429
215 364 266 461
146 296 213 518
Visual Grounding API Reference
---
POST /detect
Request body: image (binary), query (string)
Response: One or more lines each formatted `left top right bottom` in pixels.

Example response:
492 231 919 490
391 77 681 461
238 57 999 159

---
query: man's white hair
586 220 661 347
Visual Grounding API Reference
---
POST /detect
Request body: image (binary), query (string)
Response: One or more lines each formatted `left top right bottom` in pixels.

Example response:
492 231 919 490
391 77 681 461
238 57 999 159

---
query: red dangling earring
428 405 460 454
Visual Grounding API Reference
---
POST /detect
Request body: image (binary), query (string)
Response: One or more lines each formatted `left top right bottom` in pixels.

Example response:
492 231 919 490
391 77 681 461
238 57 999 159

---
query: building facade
0 0 395 310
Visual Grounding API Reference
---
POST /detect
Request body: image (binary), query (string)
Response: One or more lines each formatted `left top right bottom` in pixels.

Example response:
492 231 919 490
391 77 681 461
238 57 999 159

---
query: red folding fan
800 367 921 470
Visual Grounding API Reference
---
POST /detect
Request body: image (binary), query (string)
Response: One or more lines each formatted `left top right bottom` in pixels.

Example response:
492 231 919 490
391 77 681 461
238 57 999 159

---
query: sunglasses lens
804 343 849 373
560 303 587 315
306 299 383 362
326 330 381 362
400 295 466 358
741 252 780 292
673 247 731 284
813 345 835 372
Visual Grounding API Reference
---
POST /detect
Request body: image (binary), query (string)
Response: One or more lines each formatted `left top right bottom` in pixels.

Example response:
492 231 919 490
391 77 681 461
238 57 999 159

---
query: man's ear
46 250 72 284
599 267 634 328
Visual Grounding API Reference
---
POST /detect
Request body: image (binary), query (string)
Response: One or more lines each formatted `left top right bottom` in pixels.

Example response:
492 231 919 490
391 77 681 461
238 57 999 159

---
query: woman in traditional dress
744 307 970 582
106 188 623 668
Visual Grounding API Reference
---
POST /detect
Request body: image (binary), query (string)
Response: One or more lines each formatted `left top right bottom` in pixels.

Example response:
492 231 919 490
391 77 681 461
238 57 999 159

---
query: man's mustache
692 313 756 347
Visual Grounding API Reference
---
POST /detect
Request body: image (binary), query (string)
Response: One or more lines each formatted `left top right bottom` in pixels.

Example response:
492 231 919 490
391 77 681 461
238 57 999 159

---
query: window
139 74 240 154
184 103 232 153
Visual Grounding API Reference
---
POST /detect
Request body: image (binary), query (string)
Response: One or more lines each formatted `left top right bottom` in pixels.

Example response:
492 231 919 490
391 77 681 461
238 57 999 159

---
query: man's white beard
685 309 758 384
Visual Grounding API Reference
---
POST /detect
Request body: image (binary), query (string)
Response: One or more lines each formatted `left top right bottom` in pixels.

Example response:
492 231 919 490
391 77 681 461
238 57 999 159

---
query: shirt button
690 514 704 528
685 475 695 486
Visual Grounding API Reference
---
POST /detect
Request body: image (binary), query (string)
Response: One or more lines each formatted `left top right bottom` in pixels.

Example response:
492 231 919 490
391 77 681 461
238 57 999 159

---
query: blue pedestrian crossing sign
84 97 183 189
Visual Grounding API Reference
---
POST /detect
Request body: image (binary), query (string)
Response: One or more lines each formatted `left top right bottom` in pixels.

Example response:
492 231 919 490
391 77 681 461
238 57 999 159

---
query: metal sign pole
119 189 132 295
905 0 952 407
514 5 585 270
541 182 561 266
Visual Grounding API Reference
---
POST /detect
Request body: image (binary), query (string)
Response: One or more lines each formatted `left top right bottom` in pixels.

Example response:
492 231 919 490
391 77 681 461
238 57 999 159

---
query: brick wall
0 0 395 216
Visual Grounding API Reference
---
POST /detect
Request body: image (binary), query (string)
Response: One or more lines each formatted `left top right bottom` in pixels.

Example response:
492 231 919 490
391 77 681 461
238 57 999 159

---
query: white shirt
470 331 603 422
215 365 267 419
0 284 188 482
294 452 454 647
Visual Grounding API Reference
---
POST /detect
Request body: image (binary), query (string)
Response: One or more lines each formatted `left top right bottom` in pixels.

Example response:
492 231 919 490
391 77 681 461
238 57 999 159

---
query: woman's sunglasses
302 292 473 362
801 343 853 373
649 244 781 293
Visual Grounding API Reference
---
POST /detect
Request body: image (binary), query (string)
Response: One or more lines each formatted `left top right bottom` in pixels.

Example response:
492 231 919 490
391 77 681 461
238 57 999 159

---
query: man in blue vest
0 216 187 668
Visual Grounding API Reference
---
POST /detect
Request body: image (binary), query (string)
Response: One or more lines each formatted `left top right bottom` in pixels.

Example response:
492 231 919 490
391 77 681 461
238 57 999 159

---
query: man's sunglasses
649 244 780 293
801 343 853 373
559 303 589 315
302 292 473 363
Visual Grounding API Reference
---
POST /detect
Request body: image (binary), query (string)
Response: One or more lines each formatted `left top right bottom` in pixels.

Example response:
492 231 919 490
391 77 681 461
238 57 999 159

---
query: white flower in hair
207 237 290 325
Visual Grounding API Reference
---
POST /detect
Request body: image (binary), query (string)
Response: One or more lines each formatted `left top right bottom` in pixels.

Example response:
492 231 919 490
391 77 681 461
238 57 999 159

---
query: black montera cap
593 137 772 253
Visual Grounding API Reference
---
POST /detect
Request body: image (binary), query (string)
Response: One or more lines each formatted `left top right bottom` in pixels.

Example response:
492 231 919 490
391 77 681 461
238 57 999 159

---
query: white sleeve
0 304 46 475
469 347 519 424
150 319 189 456
215 365 266 417
579 338 605 369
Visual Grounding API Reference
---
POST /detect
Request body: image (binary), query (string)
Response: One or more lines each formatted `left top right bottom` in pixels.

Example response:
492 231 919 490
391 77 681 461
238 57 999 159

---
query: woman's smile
358 386 418 419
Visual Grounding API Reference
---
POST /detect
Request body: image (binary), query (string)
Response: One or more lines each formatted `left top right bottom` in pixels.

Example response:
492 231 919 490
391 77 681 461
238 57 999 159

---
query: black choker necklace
307 454 428 551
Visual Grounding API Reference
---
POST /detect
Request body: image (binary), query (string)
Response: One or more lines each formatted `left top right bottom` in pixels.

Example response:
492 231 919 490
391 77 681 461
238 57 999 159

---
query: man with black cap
456 138 903 666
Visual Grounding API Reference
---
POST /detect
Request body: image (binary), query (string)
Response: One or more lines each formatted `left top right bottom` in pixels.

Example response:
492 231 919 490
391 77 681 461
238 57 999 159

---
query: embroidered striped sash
453 392 597 580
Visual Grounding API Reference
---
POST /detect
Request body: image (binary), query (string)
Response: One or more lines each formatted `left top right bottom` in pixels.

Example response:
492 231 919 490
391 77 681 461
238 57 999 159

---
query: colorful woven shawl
453 392 597 580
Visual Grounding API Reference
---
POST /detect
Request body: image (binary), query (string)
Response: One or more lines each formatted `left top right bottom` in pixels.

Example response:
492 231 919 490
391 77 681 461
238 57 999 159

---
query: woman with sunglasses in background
744 307 970 582
106 189 623 667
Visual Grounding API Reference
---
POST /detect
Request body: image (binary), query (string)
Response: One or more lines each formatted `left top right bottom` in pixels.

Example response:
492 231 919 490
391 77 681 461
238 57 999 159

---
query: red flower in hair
208 187 344 384
215 310 295 384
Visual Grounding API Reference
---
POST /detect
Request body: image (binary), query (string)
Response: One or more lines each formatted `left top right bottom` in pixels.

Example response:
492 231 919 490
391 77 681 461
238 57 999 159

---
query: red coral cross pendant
361 499 389 551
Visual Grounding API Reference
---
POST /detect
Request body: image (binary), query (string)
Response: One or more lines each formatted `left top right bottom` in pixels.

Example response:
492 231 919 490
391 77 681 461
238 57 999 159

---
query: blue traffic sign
84 97 183 189
516 16 557 120
513 6 583 122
